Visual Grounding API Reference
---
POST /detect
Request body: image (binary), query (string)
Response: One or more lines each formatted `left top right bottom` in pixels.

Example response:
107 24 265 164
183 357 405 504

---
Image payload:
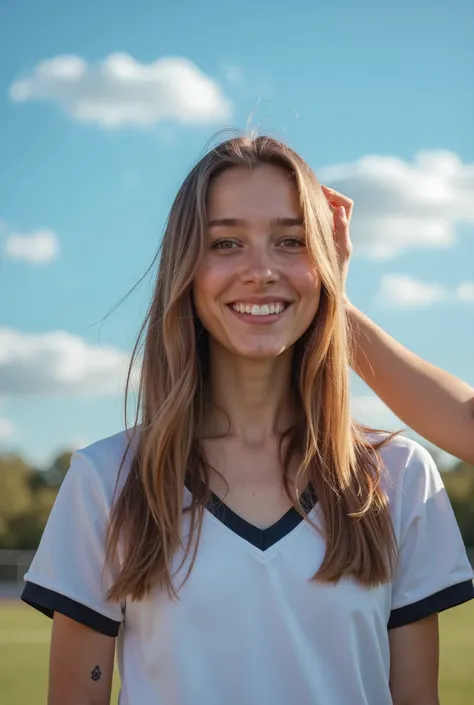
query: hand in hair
321 184 474 464
321 184 353 301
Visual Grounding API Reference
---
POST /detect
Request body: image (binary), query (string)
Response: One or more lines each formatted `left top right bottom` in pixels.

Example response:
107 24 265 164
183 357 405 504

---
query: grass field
1 600 473 704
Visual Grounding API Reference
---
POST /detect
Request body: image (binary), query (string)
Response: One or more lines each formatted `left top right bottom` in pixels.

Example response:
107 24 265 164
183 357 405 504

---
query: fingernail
338 206 346 218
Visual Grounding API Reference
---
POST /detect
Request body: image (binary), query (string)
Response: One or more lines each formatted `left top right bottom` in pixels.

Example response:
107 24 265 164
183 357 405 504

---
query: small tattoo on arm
91 665 102 681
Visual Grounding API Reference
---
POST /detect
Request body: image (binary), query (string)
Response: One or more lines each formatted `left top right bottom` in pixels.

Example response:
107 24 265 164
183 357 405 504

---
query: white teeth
232 302 287 316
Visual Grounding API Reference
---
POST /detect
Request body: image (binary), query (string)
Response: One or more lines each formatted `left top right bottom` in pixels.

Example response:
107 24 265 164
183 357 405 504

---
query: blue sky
0 0 473 467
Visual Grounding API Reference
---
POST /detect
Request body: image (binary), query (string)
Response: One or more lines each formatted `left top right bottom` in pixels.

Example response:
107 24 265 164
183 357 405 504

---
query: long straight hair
105 135 398 602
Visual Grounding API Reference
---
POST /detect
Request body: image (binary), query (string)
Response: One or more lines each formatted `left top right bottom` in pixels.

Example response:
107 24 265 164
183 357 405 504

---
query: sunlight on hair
104 134 398 602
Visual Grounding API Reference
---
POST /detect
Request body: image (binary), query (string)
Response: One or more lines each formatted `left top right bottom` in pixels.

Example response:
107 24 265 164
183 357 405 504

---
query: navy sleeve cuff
21 581 121 637
388 579 474 630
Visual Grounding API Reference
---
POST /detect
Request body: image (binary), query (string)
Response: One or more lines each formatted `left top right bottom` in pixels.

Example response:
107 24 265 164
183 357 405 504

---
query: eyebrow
207 217 304 228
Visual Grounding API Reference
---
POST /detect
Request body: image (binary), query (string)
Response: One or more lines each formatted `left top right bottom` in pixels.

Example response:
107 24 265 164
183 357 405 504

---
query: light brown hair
105 134 398 602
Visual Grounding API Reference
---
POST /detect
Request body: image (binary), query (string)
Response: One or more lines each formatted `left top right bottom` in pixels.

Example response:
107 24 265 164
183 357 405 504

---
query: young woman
22 136 474 705
324 185 474 466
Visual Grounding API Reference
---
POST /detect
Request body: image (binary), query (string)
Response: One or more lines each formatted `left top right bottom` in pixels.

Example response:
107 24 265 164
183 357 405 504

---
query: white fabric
25 429 474 705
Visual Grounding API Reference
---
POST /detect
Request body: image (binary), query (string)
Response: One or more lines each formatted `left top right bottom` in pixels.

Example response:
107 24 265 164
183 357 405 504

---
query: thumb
335 206 349 240
334 205 352 261
337 205 347 223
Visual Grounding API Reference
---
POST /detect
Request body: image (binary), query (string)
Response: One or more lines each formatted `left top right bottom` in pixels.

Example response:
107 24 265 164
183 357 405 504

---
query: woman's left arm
323 185 474 464
389 615 440 705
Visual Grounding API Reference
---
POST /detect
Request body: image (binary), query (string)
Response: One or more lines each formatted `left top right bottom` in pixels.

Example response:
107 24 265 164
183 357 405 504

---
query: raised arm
323 185 474 464
346 301 474 463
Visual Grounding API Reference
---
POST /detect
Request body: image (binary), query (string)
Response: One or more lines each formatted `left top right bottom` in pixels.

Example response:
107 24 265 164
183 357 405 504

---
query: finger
333 207 348 237
321 189 338 214
336 205 347 223
321 185 354 219
333 207 352 257
321 185 352 206
334 206 349 235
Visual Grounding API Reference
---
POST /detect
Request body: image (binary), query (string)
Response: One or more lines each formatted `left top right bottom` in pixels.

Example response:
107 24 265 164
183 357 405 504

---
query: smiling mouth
228 302 290 317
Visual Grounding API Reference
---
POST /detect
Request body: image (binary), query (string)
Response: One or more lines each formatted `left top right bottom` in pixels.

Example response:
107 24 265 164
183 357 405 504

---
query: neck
203 339 295 446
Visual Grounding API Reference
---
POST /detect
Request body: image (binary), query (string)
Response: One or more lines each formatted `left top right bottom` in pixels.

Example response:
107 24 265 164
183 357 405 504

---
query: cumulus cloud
0 328 138 397
4 229 59 264
456 282 474 302
0 418 15 439
351 395 402 429
377 274 474 308
319 150 474 259
377 274 448 308
10 54 232 128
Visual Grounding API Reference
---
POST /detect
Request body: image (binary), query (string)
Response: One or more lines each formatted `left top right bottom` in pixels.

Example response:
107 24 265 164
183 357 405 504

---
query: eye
279 237 305 249
210 239 240 250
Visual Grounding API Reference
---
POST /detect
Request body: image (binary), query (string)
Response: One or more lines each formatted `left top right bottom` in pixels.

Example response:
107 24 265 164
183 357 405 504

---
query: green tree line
1 450 473 550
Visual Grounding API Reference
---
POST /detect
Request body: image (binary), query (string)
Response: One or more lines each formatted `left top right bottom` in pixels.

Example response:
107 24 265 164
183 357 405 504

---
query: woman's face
193 164 322 360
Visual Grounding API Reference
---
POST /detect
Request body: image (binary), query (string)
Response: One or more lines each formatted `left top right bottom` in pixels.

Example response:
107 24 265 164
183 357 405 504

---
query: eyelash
280 237 305 248
211 239 239 250
211 237 305 250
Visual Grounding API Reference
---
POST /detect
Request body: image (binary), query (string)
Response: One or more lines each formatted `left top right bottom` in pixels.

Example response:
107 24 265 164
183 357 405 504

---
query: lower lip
227 305 289 324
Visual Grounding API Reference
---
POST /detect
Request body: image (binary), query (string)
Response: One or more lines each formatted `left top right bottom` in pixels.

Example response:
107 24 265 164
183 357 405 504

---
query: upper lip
227 297 292 305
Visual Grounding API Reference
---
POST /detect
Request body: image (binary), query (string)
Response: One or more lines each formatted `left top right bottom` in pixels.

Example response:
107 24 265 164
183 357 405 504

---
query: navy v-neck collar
203 485 318 551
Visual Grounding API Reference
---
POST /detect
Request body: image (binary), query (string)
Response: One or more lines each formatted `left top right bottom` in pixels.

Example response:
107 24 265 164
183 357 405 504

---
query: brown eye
279 237 305 249
211 239 240 250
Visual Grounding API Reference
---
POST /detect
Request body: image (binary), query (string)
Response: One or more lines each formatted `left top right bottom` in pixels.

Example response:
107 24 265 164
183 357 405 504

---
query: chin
227 340 290 360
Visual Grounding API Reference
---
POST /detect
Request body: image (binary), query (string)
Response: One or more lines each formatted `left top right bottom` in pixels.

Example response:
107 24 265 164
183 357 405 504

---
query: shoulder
365 432 442 501
376 433 437 472
66 425 141 505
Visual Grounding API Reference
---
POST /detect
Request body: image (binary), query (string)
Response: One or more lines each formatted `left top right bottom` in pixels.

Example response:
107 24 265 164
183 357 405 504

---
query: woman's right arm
49 613 116 705
21 452 123 703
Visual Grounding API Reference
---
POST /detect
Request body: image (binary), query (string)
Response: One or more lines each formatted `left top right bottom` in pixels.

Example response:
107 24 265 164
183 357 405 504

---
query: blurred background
0 0 473 703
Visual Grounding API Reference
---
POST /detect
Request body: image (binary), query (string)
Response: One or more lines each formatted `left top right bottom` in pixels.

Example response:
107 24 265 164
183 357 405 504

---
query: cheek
194 257 234 295
193 260 230 322
291 263 322 325
291 262 321 298
193 261 217 302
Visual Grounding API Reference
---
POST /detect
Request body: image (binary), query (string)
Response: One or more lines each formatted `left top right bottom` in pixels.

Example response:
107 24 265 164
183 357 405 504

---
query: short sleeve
21 451 124 637
388 443 474 629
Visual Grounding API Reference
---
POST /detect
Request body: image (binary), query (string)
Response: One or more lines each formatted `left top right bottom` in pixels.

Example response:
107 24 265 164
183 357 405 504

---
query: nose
241 245 279 286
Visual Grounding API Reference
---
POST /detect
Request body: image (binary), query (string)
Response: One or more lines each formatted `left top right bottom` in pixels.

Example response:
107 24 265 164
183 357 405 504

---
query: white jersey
23 428 474 705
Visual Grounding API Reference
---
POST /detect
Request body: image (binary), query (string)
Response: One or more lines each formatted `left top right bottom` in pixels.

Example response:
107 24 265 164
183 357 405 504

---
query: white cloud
4 229 59 264
10 54 232 128
456 282 474 302
377 274 448 308
69 437 90 451
0 328 138 397
319 150 474 259
351 395 402 429
377 275 474 308
0 418 15 439
352 396 388 416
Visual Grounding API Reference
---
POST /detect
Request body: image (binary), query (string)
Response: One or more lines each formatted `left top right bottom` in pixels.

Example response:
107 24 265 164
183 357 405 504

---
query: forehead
207 164 302 221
